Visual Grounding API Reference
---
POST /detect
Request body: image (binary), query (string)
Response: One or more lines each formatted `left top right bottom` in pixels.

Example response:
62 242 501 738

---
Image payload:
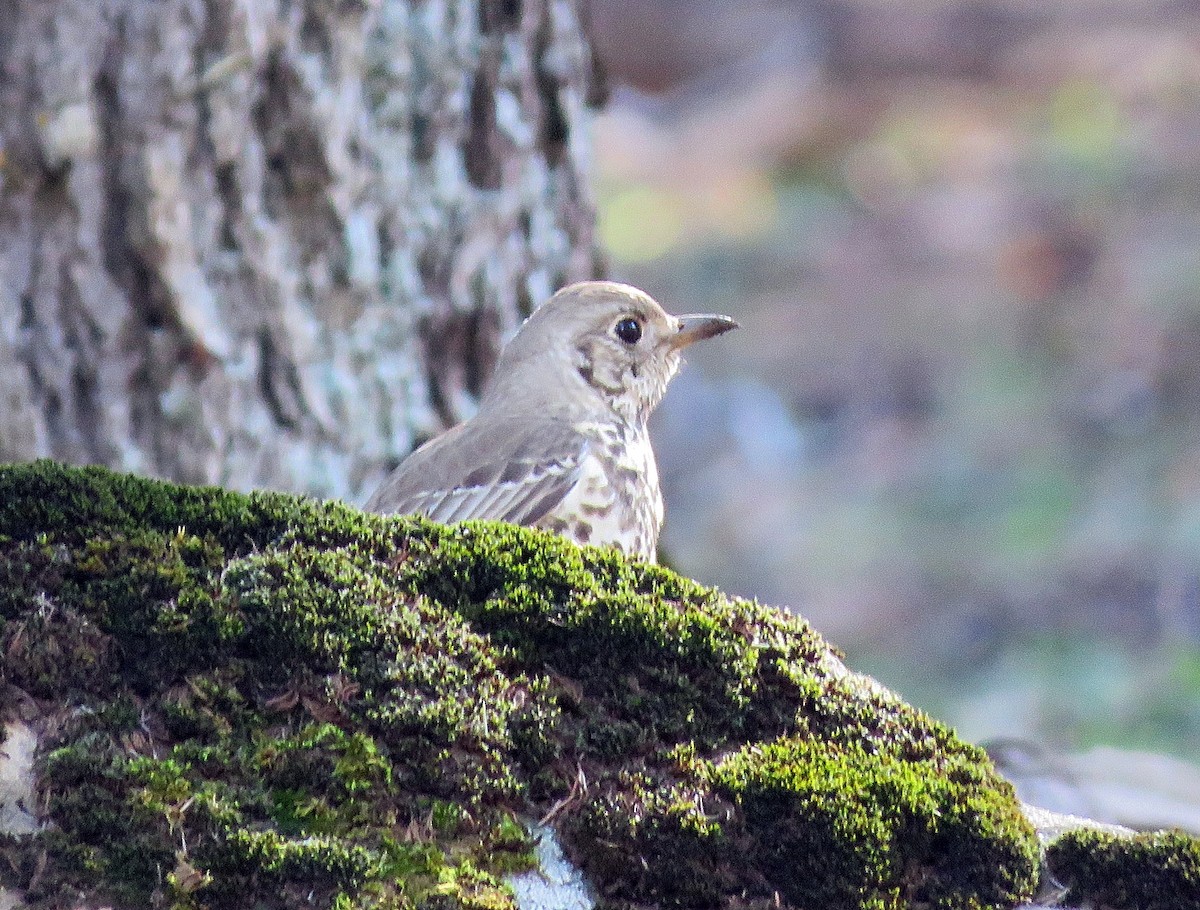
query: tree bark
0 0 605 499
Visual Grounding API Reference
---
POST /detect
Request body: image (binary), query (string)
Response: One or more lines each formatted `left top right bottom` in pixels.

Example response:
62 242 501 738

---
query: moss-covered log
0 460 1185 909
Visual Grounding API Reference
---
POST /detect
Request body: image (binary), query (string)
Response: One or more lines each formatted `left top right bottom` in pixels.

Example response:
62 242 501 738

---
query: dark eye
614 317 642 344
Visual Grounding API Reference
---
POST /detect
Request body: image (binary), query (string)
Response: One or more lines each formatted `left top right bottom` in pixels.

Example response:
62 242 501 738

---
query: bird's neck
572 340 676 428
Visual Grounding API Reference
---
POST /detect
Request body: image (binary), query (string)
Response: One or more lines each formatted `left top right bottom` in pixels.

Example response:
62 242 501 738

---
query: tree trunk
0 0 605 500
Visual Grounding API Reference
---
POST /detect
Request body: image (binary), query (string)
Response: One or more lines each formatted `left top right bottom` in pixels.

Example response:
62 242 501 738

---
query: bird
364 280 737 562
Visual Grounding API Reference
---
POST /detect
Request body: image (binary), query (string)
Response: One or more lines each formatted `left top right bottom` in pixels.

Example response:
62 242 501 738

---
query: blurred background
586 0 1200 763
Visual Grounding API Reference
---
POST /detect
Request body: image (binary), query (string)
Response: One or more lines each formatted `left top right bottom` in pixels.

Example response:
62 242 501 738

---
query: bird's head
484 281 737 424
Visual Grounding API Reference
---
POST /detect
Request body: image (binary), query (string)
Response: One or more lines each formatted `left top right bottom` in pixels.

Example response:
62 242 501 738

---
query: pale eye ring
614 317 642 344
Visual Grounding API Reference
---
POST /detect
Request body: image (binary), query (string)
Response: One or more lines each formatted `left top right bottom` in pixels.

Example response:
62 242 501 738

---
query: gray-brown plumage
365 281 736 561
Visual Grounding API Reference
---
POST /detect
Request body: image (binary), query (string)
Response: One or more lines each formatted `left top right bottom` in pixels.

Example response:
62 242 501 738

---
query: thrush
365 281 737 561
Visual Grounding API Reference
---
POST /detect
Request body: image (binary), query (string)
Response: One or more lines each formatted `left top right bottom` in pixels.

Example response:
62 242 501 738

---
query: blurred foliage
591 0 1200 756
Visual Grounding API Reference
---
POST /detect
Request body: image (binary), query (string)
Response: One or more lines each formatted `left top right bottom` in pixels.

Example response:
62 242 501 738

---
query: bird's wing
364 417 588 528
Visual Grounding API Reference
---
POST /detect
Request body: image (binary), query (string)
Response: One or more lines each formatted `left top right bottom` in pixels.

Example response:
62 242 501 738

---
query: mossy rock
0 460 1049 908
1045 828 1200 910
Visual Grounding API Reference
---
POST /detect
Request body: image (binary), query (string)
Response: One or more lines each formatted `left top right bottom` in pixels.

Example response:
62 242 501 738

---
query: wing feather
365 416 587 528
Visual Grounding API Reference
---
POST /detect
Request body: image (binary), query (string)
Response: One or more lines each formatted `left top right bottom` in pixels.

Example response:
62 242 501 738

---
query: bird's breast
535 420 663 562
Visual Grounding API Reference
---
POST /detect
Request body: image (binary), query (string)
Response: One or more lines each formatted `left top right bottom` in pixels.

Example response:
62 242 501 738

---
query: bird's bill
668 313 739 351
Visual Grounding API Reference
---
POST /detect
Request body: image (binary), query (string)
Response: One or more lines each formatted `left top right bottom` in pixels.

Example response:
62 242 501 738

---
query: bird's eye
614 317 642 344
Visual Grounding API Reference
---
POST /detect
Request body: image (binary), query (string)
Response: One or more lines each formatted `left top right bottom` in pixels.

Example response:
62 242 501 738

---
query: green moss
0 460 1043 909
1046 828 1200 909
568 735 1037 910
714 737 1037 909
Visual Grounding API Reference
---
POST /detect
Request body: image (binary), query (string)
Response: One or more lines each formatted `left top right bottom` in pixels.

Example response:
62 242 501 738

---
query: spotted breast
536 419 664 562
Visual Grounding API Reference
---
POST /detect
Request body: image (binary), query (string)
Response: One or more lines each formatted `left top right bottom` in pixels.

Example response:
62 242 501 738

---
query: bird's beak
667 313 739 352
